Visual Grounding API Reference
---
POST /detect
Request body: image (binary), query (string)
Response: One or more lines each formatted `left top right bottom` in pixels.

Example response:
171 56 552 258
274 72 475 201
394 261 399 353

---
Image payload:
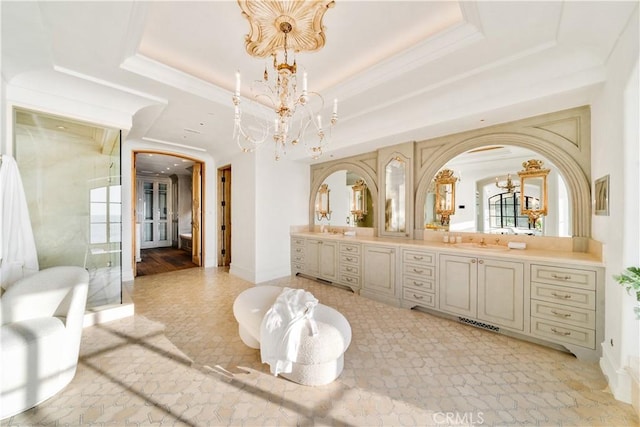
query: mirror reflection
385 157 406 233
314 170 373 227
424 146 570 237
315 183 331 221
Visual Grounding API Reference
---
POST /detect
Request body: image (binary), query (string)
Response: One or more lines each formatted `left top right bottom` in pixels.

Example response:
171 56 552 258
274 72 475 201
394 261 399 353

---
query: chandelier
233 1 337 160
495 173 520 193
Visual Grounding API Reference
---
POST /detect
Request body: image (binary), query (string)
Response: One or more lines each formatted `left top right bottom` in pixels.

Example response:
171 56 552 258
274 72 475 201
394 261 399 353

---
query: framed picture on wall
594 175 609 216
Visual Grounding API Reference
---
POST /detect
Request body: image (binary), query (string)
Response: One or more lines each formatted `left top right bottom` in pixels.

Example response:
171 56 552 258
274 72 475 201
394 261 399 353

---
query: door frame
132 150 205 277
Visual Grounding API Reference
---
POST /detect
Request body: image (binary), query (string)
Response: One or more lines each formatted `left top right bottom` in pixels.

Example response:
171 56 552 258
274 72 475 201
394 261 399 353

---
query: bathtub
179 233 192 252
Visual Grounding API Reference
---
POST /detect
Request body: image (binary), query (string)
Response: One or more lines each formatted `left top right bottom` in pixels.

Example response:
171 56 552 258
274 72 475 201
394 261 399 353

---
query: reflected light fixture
495 174 520 193
233 0 338 161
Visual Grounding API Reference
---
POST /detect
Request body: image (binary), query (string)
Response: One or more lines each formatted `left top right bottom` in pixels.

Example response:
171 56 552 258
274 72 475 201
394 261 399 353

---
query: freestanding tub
179 233 192 252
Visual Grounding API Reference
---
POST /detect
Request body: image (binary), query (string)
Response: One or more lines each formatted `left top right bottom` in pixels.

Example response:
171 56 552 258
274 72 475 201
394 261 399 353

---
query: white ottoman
232 285 351 386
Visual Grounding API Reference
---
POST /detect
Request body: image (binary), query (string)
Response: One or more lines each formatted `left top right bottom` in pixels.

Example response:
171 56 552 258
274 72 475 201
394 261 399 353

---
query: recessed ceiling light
56 125 66 130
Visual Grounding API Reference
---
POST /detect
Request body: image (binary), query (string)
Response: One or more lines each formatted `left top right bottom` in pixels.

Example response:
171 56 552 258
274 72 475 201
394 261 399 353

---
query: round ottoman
232 285 352 386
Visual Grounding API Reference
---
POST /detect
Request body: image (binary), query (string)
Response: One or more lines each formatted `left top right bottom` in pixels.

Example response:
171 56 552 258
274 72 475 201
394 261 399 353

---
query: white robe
260 287 319 376
0 154 39 289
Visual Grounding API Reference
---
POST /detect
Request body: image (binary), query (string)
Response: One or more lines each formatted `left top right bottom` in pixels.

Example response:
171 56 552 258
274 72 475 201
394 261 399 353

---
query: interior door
138 178 171 249
191 163 202 265
217 166 231 266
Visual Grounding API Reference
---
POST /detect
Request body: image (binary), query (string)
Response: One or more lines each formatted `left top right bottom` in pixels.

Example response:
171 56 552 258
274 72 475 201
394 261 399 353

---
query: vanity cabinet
402 248 437 308
439 254 524 331
362 244 398 303
306 238 338 282
529 263 599 354
338 242 362 291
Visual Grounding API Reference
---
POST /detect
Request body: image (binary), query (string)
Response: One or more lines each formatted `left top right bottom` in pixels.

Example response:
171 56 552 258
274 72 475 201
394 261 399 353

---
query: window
90 184 122 244
488 192 541 234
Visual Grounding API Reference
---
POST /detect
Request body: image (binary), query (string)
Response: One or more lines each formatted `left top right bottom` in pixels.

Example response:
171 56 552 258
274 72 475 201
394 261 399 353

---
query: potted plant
614 266 640 319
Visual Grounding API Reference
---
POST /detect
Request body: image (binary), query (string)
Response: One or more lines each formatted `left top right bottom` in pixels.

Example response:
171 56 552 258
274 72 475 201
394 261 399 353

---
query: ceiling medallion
238 0 336 58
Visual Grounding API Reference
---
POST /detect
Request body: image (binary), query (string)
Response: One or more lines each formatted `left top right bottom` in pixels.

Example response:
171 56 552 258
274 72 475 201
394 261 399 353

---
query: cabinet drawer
292 246 305 256
291 237 305 247
340 243 361 255
531 264 596 290
403 263 435 280
291 263 305 274
339 274 360 288
340 264 360 275
531 317 595 349
291 254 305 264
531 282 595 310
340 253 360 265
403 288 436 308
402 250 435 266
531 300 595 329
403 276 435 293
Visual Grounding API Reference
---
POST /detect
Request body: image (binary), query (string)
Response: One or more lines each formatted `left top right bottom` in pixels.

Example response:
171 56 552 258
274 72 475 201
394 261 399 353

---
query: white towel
508 241 527 249
0 155 39 289
260 287 319 376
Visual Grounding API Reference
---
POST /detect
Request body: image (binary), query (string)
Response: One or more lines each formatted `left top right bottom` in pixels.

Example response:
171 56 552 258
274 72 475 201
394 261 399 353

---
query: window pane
91 224 107 244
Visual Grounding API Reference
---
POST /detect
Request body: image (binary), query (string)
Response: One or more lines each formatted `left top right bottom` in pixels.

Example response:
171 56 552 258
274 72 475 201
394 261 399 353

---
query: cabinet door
319 240 338 282
477 259 524 330
439 254 477 317
306 239 321 277
363 245 396 296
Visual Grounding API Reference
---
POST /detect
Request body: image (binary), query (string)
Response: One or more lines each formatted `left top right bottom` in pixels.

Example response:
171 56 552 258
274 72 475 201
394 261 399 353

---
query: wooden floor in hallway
136 246 199 276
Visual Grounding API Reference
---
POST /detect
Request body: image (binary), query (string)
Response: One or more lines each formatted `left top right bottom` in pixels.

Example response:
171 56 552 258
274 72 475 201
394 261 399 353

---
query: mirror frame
378 142 414 238
351 179 368 221
434 169 458 226
315 183 331 221
518 159 550 226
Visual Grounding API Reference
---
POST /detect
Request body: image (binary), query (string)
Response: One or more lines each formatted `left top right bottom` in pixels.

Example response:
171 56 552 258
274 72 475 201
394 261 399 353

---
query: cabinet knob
478 260 484 264
346 247 353 251
471 259 476 264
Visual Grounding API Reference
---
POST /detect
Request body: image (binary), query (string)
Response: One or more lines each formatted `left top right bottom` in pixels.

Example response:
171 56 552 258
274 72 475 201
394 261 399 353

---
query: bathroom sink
453 242 509 251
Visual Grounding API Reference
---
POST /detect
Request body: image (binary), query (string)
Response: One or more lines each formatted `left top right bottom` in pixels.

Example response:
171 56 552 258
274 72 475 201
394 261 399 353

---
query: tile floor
3 267 638 426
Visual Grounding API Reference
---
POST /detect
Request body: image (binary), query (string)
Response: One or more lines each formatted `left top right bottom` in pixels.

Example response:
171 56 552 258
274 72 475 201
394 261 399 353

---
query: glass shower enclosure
13 108 122 309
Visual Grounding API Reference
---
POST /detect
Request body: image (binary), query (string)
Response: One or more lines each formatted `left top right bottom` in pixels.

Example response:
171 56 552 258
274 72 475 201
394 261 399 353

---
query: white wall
229 148 309 284
592 7 639 404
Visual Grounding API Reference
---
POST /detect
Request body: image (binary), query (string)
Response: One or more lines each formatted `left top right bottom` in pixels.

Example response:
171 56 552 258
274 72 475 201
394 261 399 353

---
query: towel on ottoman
260 287 319 376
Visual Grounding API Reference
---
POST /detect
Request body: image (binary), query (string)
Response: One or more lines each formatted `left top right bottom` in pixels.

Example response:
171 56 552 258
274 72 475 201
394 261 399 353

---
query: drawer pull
551 328 571 336
551 274 571 280
296 248 303 253
346 247 354 252
551 292 572 299
413 268 423 274
551 310 571 318
413 294 423 300
345 257 354 262
471 259 476 264
345 277 353 282
295 257 302 261
412 281 424 287
413 256 424 260
346 267 354 272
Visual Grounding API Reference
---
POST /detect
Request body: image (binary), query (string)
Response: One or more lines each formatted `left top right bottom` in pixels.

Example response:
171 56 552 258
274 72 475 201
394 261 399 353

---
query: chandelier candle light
233 1 337 160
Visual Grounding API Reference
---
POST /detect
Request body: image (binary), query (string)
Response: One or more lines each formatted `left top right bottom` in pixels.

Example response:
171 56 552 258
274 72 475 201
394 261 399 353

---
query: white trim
83 303 135 328
600 343 633 404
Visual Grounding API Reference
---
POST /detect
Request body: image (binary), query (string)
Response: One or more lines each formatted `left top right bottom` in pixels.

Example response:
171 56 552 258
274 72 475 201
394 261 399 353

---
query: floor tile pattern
3 267 638 426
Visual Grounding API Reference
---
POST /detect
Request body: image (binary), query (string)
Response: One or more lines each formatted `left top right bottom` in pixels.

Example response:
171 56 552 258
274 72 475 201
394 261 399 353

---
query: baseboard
626 357 640 419
229 264 256 284
600 343 632 404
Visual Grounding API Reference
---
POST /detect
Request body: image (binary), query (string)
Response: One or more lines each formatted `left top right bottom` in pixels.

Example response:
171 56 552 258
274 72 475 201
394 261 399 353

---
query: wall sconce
316 183 332 221
517 159 550 226
434 169 458 226
350 179 367 221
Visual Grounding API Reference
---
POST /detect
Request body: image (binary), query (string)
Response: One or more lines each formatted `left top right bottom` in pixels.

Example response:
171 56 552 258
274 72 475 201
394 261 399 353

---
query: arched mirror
424 146 570 237
314 170 374 227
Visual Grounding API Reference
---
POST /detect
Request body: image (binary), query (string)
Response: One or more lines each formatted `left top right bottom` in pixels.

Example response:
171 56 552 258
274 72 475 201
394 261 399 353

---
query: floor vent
458 317 500 332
